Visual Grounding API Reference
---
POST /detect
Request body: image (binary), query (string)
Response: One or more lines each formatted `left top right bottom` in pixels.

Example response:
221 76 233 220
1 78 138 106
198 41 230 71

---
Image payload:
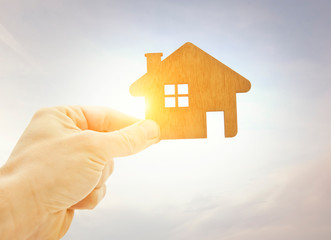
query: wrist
0 165 47 239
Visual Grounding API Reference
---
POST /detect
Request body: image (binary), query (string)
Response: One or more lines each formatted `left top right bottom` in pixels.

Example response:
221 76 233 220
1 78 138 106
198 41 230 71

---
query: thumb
102 120 160 158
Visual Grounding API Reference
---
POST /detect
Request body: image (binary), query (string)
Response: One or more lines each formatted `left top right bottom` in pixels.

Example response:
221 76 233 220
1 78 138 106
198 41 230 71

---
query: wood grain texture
130 42 251 139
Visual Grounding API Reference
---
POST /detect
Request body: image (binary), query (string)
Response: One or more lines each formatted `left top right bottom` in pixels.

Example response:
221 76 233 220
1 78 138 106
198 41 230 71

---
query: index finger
56 106 140 132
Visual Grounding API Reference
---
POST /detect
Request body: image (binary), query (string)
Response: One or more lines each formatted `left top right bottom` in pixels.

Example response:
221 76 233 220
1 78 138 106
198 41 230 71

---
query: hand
0 106 160 239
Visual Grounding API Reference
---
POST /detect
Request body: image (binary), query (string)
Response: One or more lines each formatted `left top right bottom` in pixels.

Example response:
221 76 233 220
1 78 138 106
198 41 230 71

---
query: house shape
130 42 251 139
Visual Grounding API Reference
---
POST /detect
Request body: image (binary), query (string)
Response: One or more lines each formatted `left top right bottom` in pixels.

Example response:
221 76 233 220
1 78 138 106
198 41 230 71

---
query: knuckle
108 160 115 175
77 132 107 167
78 131 99 149
86 197 98 210
116 131 138 155
87 187 106 210
33 107 53 119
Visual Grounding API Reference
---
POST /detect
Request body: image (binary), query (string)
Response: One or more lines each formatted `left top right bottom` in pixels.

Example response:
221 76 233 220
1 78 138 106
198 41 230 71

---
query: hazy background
1 0 330 239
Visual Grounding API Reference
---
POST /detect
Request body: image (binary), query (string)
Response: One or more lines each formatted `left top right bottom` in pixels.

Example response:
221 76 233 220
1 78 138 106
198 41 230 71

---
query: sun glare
117 96 146 119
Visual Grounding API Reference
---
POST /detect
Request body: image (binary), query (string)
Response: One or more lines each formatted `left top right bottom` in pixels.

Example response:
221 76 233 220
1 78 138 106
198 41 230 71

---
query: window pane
164 85 175 95
178 96 189 107
165 97 176 107
178 84 188 94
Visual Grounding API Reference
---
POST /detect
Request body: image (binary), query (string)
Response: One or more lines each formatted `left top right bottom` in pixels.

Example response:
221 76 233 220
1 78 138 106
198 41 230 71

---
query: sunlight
117 95 146 119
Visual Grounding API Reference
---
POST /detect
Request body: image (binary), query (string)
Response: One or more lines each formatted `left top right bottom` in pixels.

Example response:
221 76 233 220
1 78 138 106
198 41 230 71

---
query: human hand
0 106 160 239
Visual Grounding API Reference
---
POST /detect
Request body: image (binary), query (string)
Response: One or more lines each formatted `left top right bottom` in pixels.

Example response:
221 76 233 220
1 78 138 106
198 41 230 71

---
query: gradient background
1 0 330 239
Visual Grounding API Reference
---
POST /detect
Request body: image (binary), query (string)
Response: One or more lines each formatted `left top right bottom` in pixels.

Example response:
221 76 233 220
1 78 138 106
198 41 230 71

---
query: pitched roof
130 42 251 96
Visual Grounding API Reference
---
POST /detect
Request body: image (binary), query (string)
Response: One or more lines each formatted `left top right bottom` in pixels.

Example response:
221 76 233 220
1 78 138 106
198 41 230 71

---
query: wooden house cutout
130 42 251 139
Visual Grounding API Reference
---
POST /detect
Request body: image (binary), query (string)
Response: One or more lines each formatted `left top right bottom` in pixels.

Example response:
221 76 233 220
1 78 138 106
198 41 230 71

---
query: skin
0 106 160 239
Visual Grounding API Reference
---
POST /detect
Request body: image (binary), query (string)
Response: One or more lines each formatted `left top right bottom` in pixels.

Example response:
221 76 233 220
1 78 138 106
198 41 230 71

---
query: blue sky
1 0 330 239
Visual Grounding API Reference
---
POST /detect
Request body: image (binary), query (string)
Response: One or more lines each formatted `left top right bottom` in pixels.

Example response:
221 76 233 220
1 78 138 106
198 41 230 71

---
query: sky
0 0 330 239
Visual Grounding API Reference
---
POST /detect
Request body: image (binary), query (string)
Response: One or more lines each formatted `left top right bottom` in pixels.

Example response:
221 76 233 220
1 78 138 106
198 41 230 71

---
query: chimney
145 53 163 73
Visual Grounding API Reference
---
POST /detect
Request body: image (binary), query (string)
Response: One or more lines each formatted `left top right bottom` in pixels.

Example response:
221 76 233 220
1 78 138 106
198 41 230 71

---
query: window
164 84 189 108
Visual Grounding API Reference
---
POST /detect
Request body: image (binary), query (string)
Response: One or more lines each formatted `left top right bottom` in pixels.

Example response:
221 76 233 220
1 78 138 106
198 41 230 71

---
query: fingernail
139 120 160 140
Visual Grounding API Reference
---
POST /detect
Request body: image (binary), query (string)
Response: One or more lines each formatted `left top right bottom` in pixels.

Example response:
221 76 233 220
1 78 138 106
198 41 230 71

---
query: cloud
171 156 331 240
63 155 331 240
63 205 182 240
